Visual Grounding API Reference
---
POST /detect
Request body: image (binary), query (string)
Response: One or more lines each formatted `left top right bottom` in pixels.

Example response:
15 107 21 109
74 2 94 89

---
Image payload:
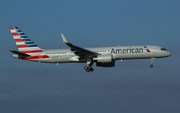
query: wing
61 33 99 57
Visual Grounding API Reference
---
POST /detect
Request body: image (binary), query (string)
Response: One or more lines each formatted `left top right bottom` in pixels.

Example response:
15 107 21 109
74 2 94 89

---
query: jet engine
93 54 115 67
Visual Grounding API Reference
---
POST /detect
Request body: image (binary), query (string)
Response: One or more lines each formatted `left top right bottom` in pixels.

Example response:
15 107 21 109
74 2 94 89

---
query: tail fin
9 27 43 54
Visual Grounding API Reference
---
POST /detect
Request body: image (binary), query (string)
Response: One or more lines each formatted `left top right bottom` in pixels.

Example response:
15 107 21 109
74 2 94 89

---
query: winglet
61 33 68 44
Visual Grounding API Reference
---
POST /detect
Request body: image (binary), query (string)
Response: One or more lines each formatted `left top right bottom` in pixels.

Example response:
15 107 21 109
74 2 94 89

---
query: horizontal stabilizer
10 50 31 57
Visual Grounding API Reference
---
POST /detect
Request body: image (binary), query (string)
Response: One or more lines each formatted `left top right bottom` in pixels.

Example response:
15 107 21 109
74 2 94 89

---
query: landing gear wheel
84 66 88 70
84 66 94 72
150 58 155 68
150 64 153 68
90 68 94 72
86 68 90 72
85 60 94 72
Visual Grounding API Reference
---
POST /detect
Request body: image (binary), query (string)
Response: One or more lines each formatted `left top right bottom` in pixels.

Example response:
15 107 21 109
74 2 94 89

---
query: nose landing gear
150 58 155 68
150 64 153 68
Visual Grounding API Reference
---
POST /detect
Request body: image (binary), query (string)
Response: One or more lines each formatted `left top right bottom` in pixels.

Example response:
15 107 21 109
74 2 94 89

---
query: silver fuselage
17 45 170 63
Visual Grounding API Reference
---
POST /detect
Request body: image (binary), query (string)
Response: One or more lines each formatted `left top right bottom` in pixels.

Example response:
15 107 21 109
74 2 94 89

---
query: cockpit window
161 48 167 51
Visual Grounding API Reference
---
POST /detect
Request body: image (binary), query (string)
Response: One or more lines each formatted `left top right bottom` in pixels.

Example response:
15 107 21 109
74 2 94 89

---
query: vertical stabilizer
9 27 43 54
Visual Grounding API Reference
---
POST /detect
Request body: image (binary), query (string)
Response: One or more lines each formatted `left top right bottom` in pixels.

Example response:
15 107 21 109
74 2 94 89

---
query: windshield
161 48 167 51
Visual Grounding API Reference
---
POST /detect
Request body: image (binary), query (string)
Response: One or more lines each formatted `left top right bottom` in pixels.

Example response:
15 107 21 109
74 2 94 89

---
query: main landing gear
150 58 155 68
84 61 94 72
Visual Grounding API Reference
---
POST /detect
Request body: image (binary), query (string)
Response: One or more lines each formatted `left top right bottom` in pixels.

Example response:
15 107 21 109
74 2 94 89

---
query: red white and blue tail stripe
10 27 50 60
9 27 43 54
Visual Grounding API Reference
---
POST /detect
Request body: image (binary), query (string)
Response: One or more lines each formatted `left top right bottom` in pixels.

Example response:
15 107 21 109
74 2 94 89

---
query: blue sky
0 0 180 113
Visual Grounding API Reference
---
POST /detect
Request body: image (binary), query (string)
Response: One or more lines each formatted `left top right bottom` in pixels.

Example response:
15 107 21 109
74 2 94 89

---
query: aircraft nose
167 51 171 56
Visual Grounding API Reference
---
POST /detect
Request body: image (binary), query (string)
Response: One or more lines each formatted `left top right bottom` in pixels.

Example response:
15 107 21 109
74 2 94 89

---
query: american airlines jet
10 27 171 72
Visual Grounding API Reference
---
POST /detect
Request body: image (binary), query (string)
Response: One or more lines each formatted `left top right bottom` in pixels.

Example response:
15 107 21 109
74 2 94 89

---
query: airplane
9 27 171 72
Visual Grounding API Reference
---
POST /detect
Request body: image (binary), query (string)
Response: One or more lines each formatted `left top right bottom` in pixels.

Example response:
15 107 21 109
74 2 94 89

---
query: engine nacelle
94 54 115 67
96 62 115 67
94 54 113 63
11 54 20 59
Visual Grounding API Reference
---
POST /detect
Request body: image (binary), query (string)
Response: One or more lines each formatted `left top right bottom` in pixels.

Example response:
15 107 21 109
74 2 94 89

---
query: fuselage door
153 46 157 53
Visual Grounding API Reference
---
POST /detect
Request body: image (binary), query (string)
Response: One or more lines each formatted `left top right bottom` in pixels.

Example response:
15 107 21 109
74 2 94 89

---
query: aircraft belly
25 58 53 63
113 53 140 59
49 55 71 63
113 52 157 60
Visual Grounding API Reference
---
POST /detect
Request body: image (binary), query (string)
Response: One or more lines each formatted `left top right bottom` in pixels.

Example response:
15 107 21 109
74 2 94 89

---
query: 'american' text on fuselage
111 47 144 54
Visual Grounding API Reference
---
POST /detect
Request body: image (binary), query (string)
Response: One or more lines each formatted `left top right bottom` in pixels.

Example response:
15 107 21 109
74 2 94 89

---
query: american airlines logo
111 47 144 54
